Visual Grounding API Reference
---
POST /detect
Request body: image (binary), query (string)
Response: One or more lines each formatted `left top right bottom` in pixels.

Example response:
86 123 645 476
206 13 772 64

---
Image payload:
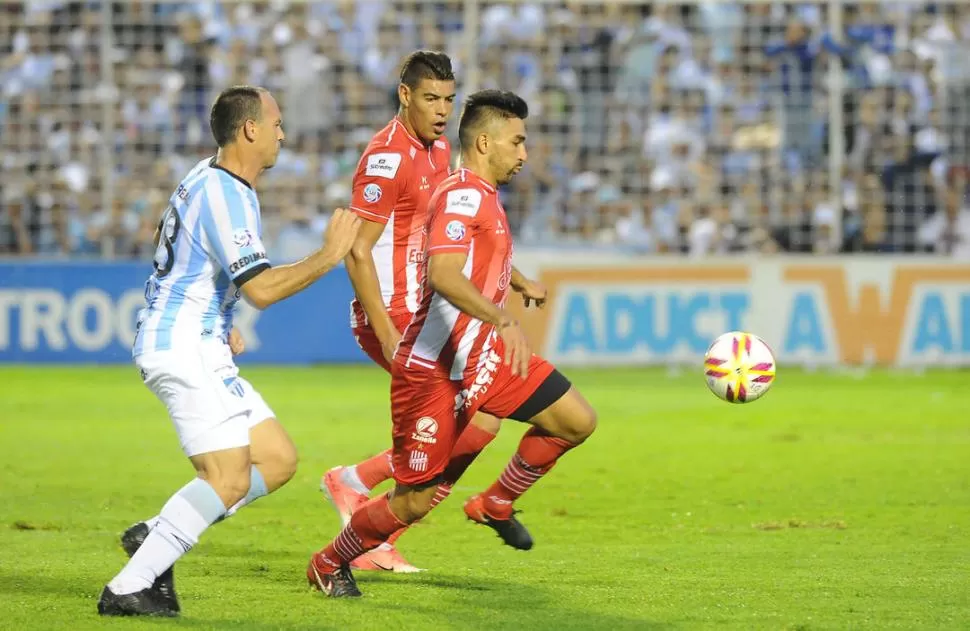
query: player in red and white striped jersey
317 51 503 574
308 90 598 598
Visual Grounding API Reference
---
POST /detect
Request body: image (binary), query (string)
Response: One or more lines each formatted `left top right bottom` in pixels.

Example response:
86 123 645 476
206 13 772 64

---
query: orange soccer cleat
349 542 424 573
320 466 368 525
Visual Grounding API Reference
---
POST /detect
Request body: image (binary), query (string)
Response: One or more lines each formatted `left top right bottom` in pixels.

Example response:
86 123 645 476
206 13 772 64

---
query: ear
398 83 411 109
243 119 258 143
475 132 488 155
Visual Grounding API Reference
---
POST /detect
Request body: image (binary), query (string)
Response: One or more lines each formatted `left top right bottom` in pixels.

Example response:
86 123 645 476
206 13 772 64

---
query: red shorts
389 337 557 486
353 312 413 373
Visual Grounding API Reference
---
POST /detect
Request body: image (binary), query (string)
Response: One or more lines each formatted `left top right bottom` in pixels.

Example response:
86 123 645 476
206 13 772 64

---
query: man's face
401 78 456 144
255 91 284 168
488 116 528 186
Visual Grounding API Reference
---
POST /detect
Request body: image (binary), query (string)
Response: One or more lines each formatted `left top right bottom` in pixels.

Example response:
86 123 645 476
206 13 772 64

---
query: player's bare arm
345 219 401 361
510 266 546 308
428 252 531 376
242 208 360 310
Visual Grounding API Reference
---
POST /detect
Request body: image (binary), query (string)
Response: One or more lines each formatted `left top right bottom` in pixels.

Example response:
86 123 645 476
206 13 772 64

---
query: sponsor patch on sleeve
444 189 482 217
232 228 254 247
364 152 403 179
362 183 382 203
445 219 467 241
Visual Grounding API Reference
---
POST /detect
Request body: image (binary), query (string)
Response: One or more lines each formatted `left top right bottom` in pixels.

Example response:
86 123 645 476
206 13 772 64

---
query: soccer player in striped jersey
318 51 503 573
308 90 598 598
98 86 360 617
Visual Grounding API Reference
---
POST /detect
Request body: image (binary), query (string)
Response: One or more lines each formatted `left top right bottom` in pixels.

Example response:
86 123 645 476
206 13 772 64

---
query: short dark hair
399 50 454 89
458 89 529 152
210 86 265 147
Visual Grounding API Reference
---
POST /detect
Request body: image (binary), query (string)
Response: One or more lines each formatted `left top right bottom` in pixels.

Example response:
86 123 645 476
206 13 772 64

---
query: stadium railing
2 0 968 259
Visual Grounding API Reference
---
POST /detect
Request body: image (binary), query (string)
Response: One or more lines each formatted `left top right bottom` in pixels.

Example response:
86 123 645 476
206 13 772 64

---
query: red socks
377 424 495 546
483 427 575 517
443 422 497 484
337 424 495 553
317 494 406 569
355 449 393 490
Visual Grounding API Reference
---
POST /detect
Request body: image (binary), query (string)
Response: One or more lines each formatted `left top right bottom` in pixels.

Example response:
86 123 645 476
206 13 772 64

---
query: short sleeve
350 151 406 225
200 178 270 286
427 187 484 255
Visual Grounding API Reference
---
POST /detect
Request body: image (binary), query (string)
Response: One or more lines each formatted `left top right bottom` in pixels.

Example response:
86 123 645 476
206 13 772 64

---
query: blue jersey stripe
154 206 208 351
199 185 230 270
133 158 266 356
201 269 231 338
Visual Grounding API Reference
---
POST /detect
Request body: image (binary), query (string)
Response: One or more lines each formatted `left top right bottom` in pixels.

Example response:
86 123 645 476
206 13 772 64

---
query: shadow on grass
0 559 661 631
347 571 662 630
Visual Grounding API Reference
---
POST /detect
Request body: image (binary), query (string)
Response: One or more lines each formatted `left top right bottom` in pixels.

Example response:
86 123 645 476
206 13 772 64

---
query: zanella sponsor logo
411 416 438 444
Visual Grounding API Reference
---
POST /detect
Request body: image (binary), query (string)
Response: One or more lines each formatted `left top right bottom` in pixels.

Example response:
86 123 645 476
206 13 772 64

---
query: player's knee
473 413 502 435
403 490 434 523
207 471 251 507
269 442 299 486
390 486 435 524
561 406 597 445
279 446 299 483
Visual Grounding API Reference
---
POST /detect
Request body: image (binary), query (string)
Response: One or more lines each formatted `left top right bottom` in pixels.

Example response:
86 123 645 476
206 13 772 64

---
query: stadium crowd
2 1 970 260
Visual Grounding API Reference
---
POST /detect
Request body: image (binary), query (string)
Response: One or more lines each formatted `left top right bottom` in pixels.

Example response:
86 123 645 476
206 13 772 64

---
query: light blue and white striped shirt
132 157 270 356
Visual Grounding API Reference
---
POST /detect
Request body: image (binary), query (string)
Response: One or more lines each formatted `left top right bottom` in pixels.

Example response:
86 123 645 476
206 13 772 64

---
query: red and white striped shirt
349 117 451 326
397 168 514 382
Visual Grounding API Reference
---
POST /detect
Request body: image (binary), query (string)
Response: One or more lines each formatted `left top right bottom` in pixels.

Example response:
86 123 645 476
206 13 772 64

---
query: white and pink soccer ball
703 331 776 404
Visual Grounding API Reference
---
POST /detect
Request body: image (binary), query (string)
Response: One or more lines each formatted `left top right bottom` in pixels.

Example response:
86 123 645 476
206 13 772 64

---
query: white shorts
135 339 275 457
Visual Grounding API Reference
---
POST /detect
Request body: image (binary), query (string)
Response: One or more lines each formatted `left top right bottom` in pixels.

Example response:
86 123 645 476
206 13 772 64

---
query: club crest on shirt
445 220 466 241
232 228 254 247
363 183 382 203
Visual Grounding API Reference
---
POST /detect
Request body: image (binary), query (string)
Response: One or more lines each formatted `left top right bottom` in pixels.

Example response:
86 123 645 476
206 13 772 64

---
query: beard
491 156 521 185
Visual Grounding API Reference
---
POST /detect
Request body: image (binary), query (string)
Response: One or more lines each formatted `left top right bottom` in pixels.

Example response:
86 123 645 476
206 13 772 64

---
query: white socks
108 478 226 595
142 466 269 526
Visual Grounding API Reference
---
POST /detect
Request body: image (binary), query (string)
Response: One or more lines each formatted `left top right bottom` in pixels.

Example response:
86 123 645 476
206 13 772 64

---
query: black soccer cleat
121 521 180 613
97 585 178 617
464 495 534 551
307 555 363 598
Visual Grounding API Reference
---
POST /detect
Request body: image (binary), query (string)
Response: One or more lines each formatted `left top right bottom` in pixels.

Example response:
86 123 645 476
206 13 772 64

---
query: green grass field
1 365 968 630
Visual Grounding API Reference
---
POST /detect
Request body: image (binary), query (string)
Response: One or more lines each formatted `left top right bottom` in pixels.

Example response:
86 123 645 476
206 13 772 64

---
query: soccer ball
703 331 776 403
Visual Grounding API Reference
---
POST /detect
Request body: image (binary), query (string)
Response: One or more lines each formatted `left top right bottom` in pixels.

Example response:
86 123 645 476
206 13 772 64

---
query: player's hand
498 316 531 378
322 208 361 262
518 279 547 309
229 328 245 356
380 329 403 365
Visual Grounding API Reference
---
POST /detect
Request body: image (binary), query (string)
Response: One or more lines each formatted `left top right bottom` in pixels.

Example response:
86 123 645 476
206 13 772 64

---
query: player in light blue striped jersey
98 86 360 618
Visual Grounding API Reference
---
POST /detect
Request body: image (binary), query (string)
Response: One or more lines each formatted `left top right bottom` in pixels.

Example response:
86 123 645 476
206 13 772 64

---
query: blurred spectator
764 16 822 167
687 203 738 256
1 0 967 259
919 186 970 258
